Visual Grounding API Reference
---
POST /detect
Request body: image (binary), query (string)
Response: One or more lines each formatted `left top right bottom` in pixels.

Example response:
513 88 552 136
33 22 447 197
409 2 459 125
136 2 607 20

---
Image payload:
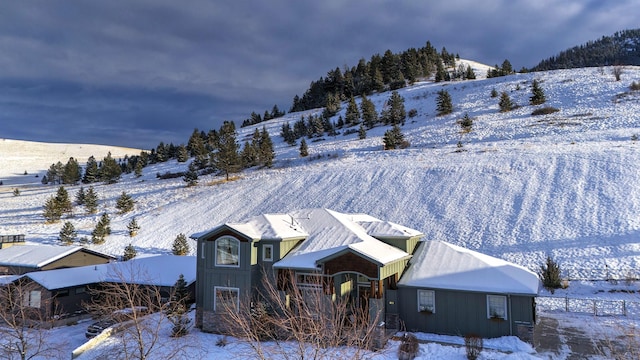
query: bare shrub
216 269 383 359
398 332 419 360
612 66 624 81
464 333 483 360
0 280 66 359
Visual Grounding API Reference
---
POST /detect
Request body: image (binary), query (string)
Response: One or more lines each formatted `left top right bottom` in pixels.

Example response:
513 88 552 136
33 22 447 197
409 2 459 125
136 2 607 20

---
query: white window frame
214 286 239 313
200 242 206 259
417 289 435 313
262 244 274 262
487 295 508 319
215 236 240 267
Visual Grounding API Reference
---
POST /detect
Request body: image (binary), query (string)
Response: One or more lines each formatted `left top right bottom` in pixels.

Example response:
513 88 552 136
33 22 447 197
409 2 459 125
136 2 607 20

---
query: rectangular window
201 242 206 259
487 295 507 319
214 287 239 313
296 273 323 289
262 244 273 262
215 237 240 267
23 291 41 308
75 287 86 295
417 289 435 313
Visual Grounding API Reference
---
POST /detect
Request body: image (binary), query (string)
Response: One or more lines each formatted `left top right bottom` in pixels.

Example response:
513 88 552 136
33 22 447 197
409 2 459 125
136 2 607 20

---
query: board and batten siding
397 287 534 339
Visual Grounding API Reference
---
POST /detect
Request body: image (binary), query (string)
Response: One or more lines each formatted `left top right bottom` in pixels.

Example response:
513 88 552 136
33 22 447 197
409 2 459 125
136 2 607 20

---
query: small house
0 244 115 275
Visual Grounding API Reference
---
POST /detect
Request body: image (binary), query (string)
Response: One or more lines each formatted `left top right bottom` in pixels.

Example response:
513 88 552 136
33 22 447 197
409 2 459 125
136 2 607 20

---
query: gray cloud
1 0 638 148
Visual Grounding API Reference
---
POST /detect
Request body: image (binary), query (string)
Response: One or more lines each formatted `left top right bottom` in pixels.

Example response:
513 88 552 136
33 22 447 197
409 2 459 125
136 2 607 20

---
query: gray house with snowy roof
191 208 539 339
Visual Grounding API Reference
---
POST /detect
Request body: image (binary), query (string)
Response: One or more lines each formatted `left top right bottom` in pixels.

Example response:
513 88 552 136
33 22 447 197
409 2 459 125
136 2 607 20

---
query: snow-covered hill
1 66 640 281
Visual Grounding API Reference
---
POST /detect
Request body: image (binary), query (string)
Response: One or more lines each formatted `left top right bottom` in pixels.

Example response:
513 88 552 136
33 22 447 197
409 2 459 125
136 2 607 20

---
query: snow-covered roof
398 240 539 295
273 208 417 270
0 244 113 268
191 213 308 241
24 255 196 290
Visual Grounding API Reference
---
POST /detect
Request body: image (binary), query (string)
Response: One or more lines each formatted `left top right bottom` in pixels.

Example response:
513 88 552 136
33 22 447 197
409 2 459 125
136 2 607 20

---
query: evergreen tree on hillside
381 91 406 125
55 186 73 216
115 191 135 214
99 152 122 184
176 145 189 163
84 186 99 214
75 186 86 205
127 217 140 237
59 221 77 245
62 157 82 185
134 160 143 178
241 140 258 168
383 124 405 150
43 197 63 223
360 94 378 129
91 213 111 244
123 243 137 261
183 161 199 187
258 126 275 168
436 90 453 116
358 124 367 140
499 91 514 112
322 93 341 120
172 234 190 256
212 121 240 181
299 138 309 157
345 96 360 126
529 79 546 105
45 162 64 185
83 156 99 184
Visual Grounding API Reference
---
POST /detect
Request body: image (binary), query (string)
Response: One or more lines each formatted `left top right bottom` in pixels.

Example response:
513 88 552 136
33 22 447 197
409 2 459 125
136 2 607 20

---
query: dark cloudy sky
1 1 638 149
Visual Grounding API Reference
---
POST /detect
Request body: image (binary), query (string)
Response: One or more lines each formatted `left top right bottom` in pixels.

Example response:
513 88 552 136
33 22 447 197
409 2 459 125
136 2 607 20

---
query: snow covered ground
1 65 640 358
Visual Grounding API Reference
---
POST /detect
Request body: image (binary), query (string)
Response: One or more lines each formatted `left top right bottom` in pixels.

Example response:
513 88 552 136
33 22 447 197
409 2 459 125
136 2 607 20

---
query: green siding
379 259 409 280
374 236 421 254
396 287 535 338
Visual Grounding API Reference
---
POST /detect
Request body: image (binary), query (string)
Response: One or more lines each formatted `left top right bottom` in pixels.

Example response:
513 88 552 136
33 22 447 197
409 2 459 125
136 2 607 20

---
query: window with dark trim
215 236 240 267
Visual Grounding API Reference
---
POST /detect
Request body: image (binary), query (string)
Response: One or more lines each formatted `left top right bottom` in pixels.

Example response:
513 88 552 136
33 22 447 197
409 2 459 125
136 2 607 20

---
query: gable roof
273 208 417 270
191 213 308 241
24 255 196 290
0 244 114 268
398 240 539 296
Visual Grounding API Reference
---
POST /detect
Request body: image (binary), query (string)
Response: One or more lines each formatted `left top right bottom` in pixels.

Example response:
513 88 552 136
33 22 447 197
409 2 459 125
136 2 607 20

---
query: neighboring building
0 234 26 249
0 244 115 275
396 240 539 340
192 208 540 340
9 255 196 324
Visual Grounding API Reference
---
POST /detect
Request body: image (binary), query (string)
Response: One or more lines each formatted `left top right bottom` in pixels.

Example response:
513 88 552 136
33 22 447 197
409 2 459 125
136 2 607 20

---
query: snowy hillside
1 66 640 281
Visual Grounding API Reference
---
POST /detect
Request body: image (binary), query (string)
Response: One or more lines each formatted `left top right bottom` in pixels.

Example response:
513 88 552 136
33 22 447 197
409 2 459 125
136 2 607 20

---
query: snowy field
1 65 640 358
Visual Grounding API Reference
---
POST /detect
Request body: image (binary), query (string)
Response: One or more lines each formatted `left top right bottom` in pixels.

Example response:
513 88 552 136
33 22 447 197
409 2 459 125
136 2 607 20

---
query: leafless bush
85 262 197 360
0 280 66 359
531 106 560 116
464 333 483 360
216 269 382 359
612 66 624 81
397 332 419 360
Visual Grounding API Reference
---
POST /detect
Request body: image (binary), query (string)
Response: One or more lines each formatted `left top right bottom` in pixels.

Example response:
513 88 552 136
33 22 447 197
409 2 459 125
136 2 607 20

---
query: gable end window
487 295 507 319
417 289 435 313
215 236 240 267
214 286 239 313
263 244 274 262
23 290 41 308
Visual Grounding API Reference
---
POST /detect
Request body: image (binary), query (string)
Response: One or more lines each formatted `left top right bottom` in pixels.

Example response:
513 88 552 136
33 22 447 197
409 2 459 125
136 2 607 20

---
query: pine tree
183 161 199 187
491 88 498 98
459 113 473 132
436 90 453 116
123 243 137 261
176 145 189 163
84 186 99 214
358 124 367 140
115 191 135 214
54 186 73 216
322 93 341 119
59 221 77 244
299 138 309 157
529 79 546 105
75 186 86 205
82 156 100 184
168 274 191 337
383 124 405 150
43 197 63 223
12 188 20 196
381 90 406 125
540 255 562 292
62 157 82 185
258 126 275 168
212 121 240 181
99 152 122 184
499 91 514 112
127 217 140 237
172 233 190 256
360 94 378 129
345 96 360 126
91 213 111 244
134 161 143 178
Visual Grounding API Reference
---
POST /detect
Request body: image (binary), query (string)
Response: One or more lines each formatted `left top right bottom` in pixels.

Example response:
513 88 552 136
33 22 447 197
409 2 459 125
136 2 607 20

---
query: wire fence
537 296 640 318
560 268 640 282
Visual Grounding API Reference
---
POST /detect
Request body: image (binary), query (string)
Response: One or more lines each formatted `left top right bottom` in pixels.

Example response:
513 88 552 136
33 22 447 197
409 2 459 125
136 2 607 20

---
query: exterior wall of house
397 286 535 339
40 251 113 271
196 229 254 332
374 235 421 255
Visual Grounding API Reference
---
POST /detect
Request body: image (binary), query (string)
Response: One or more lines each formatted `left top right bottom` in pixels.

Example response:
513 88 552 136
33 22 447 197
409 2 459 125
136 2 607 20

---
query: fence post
565 297 569 312
593 300 597 316
623 300 627 317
